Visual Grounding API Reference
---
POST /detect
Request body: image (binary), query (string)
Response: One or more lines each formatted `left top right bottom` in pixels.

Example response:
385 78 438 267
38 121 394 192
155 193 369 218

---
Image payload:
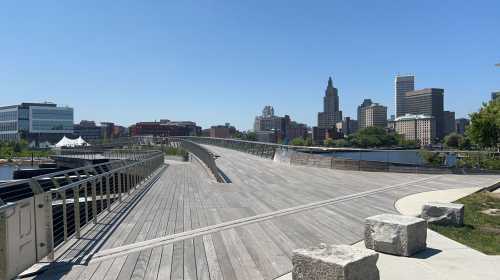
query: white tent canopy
55 136 89 148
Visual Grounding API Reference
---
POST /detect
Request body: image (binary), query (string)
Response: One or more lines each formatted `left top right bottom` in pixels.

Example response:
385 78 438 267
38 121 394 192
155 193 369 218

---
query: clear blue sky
1 1 498 130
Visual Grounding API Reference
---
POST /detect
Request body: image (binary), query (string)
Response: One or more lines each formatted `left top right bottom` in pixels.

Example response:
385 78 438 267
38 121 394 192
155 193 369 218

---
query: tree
291 137 305 146
348 127 399 148
467 99 500 149
443 133 464 149
304 137 313 146
324 138 334 147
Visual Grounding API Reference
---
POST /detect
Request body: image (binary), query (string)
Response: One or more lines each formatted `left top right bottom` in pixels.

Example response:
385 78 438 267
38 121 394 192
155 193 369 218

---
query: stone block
364 214 427 256
292 244 379 280
421 202 464 226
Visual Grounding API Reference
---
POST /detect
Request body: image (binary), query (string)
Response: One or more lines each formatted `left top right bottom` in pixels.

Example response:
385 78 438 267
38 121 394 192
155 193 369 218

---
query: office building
256 130 277 143
210 126 231 138
395 114 436 146
129 120 201 137
492 91 500 101
357 99 373 129
442 111 456 136
286 121 308 140
336 117 358 137
254 106 306 142
74 120 102 142
317 77 343 128
359 103 387 129
395 75 415 117
0 102 73 144
404 88 444 138
455 118 470 135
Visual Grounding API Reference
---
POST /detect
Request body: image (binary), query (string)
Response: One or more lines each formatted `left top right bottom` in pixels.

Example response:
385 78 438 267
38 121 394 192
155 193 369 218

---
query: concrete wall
275 149 499 175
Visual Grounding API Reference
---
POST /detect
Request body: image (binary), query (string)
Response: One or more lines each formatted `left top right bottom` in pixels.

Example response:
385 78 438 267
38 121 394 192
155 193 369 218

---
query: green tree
444 133 464 149
323 138 334 147
291 137 305 146
333 138 350 147
466 99 500 149
245 132 257 141
349 127 398 148
304 137 313 146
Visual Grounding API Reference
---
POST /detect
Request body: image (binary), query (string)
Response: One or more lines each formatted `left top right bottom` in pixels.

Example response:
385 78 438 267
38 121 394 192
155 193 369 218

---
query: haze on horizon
1 1 498 130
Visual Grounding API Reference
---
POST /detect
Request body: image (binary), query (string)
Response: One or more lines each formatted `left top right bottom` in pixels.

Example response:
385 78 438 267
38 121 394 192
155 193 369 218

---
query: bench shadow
410 247 442 259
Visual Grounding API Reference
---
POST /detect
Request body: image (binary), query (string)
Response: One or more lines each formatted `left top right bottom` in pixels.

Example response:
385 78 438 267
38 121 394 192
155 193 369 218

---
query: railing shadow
26 167 165 279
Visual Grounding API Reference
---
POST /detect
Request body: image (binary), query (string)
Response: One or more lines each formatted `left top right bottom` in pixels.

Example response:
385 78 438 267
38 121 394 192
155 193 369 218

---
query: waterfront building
74 120 102 141
359 103 387 129
0 102 73 144
404 88 445 139
336 117 358 137
210 126 230 138
286 121 308 140
492 91 500 101
395 114 436 146
254 106 306 143
455 118 470 135
129 120 201 137
357 99 373 129
256 130 277 143
443 110 456 136
395 75 415 117
317 77 343 129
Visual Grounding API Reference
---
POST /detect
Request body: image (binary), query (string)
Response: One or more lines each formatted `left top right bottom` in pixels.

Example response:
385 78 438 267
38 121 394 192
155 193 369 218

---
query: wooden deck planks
26 148 499 280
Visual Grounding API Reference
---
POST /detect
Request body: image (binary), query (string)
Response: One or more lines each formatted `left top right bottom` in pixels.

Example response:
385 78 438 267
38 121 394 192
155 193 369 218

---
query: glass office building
0 102 73 144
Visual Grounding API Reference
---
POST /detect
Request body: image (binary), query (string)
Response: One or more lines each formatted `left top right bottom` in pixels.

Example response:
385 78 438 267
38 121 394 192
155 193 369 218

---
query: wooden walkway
26 146 500 280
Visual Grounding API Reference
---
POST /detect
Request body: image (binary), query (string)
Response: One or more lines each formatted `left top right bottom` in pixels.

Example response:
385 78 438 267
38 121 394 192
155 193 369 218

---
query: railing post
61 191 68 242
74 185 81 238
106 175 111 211
117 171 122 202
91 179 98 224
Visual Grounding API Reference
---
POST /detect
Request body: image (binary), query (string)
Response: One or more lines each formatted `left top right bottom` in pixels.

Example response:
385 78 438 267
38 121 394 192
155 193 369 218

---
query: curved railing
168 138 224 182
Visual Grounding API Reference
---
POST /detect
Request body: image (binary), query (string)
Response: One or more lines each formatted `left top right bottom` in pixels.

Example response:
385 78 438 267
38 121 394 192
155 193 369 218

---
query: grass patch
164 147 189 160
429 192 500 255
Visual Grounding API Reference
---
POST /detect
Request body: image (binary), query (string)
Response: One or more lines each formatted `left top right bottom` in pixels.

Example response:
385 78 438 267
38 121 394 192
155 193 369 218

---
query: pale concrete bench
365 214 427 256
421 202 464 226
292 244 379 280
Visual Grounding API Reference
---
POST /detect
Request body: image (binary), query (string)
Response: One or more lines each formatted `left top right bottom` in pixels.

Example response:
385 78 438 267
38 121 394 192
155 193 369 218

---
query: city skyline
1 1 499 130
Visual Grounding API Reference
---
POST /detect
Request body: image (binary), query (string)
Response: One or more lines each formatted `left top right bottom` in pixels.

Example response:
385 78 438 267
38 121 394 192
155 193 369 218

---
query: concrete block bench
365 214 426 256
421 202 464 226
292 244 379 280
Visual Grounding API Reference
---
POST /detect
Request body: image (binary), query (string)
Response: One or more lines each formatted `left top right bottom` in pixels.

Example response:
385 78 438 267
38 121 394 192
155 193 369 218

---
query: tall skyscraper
442 110 456 136
318 77 342 128
404 88 444 139
395 75 415 117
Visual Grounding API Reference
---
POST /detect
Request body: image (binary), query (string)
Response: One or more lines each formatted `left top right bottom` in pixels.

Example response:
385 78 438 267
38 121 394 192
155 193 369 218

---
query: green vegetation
466 99 500 149
444 132 471 150
164 146 188 160
429 192 500 255
233 131 257 141
346 127 412 148
419 149 445 167
290 137 313 146
0 140 52 160
457 153 500 170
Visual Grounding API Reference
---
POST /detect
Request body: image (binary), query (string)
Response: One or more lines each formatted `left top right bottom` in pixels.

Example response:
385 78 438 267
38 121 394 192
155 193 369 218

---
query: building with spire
317 77 342 129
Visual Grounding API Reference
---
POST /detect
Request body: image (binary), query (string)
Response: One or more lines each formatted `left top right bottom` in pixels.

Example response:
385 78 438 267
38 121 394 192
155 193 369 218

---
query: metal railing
0 150 164 280
55 148 162 161
168 138 224 182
